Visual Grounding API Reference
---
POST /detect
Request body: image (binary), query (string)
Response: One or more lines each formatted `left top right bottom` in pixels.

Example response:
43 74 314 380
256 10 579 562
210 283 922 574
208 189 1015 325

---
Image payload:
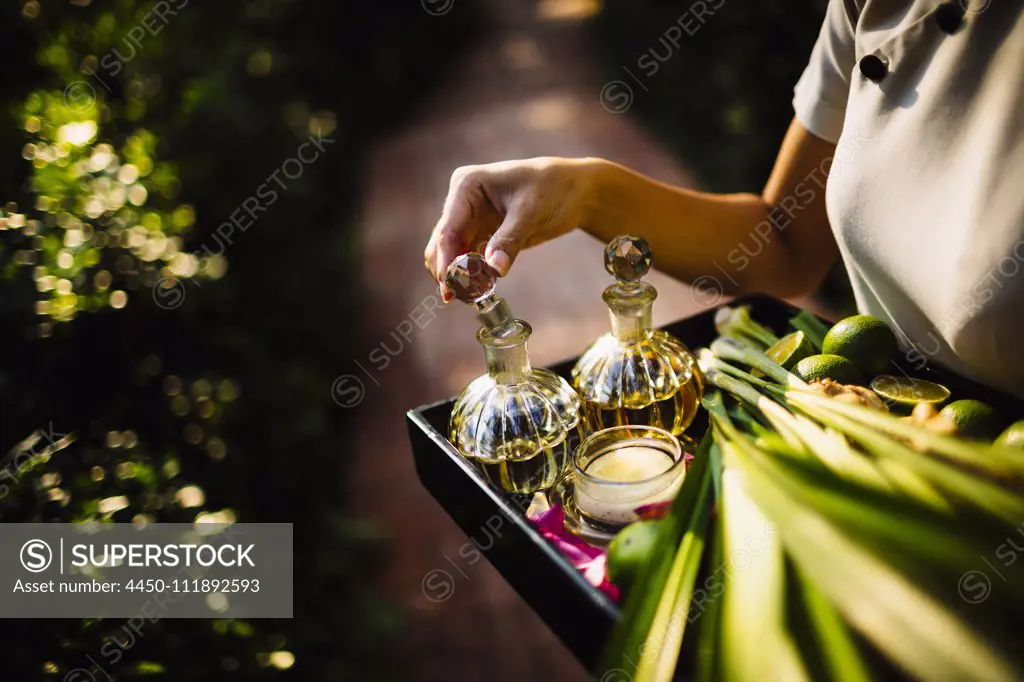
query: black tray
405 293 1022 671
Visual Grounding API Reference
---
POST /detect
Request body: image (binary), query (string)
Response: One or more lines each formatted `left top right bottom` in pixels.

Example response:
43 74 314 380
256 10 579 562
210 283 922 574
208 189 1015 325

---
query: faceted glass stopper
446 252 498 303
605 235 652 282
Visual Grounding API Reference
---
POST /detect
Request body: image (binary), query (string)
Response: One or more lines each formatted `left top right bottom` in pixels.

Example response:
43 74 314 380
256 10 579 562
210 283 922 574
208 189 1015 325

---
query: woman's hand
424 157 597 299
425 120 839 302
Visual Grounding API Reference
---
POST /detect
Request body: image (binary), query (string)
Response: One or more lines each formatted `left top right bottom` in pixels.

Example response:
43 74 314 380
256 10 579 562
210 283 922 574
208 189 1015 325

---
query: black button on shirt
859 54 888 82
935 2 964 34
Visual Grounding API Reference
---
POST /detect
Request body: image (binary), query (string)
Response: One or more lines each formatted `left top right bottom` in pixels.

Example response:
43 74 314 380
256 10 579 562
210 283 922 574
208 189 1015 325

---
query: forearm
578 160 803 297
576 123 837 298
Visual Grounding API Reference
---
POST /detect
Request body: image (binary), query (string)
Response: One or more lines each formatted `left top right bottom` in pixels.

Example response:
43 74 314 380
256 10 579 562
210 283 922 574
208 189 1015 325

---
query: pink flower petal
528 504 620 601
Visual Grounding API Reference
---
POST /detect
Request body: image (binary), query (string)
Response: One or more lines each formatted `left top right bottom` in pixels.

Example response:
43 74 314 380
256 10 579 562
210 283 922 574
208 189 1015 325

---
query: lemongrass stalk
700 347 786 393
639 472 714 682
749 388 950 511
714 305 779 348
708 357 1006 515
633 530 694 681
793 395 1024 525
703 359 905 493
719 463 792 682
776 634 812 682
757 402 814 457
706 358 1023 678
708 398 751 445
789 309 830 351
708 433 724 510
695 510 725 682
710 336 807 388
699 351 770 407
793 565 872 682
787 389 1024 476
784 416 896 495
699 351 795 417
701 359 811 455
710 411 1013 593
870 457 952 513
730 405 769 438
723 431 1020 682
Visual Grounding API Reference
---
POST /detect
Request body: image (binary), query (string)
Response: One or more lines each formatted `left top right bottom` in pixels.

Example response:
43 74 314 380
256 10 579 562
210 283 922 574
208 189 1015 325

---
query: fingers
484 197 532 276
433 199 472 281
424 226 454 302
435 223 465 283
424 167 482 282
426 167 511 303
426 161 554 293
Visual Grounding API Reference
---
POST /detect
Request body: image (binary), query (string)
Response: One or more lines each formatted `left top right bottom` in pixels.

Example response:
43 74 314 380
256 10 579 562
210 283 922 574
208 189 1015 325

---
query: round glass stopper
605 235 653 282
445 252 498 303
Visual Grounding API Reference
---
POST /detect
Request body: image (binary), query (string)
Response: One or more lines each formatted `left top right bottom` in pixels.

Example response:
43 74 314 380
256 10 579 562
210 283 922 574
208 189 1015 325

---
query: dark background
0 1 829 679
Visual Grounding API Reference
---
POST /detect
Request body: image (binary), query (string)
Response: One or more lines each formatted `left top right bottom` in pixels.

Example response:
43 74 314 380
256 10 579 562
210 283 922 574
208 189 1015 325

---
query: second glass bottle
571 235 703 438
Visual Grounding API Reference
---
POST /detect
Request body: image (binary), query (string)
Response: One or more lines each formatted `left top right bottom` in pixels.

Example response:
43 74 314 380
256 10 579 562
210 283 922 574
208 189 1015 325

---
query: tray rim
405 406 620 619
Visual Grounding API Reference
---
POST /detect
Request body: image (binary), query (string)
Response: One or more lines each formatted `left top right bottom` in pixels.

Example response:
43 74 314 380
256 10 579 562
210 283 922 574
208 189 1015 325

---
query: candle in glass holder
572 426 685 528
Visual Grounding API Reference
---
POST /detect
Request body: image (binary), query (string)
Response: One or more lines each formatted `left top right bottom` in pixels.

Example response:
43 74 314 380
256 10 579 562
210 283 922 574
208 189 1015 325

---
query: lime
823 315 898 377
937 399 1005 440
607 519 662 590
870 375 951 413
766 331 814 370
995 421 1024 448
752 331 814 378
794 354 865 385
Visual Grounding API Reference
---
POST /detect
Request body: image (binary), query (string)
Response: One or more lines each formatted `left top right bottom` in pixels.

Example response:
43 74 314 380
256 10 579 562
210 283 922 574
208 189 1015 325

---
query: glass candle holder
562 425 685 543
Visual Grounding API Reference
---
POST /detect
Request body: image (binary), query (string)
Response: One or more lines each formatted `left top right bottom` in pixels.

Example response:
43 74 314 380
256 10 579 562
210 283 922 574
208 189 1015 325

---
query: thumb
484 201 532 276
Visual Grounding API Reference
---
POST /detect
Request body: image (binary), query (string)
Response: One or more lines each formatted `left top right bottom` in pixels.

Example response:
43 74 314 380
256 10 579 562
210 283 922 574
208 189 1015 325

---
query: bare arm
579 119 839 298
425 118 839 300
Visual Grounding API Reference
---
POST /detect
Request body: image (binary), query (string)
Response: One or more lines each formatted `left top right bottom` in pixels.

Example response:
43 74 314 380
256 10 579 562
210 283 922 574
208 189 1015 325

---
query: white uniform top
793 0 1024 398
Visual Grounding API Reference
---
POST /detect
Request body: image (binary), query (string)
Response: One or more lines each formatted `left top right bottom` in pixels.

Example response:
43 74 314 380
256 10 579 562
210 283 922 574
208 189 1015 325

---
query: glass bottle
445 253 582 495
572 235 703 438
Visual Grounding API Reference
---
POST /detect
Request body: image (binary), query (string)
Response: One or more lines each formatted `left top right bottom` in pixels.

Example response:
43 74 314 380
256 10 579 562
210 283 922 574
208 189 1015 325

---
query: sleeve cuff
792 65 849 144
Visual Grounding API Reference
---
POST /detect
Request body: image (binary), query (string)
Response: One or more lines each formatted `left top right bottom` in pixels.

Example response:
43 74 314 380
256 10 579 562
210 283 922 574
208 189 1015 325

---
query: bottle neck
604 282 656 342
609 303 654 341
479 321 533 385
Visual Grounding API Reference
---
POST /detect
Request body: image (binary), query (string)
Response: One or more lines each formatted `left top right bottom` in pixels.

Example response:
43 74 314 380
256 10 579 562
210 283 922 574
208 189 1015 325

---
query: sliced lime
765 331 814 370
870 375 951 413
751 331 815 379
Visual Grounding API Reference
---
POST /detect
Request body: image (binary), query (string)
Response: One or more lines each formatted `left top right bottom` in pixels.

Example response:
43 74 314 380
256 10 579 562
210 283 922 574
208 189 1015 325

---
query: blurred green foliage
590 0 828 192
0 0 480 680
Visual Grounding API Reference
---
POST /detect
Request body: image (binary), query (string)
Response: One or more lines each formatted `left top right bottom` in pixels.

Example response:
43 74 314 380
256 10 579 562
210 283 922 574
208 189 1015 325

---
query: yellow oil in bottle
579 378 701 438
475 435 573 494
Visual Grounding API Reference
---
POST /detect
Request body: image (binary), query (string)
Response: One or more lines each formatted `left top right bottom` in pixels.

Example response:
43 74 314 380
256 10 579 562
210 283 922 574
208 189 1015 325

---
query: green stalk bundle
599 318 1024 682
